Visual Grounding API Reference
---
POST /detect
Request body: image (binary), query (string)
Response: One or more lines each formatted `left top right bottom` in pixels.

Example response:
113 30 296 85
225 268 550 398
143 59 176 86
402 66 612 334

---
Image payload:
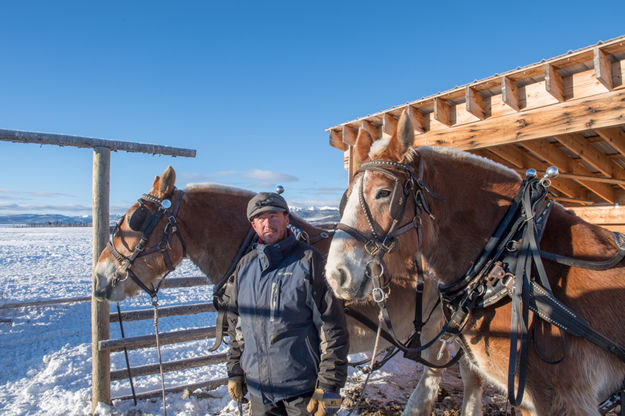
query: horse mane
185 182 256 198
416 146 521 180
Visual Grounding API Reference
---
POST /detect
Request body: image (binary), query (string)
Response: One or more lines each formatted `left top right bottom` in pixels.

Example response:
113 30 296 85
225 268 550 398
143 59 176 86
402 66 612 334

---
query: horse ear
158 166 176 197
391 109 414 156
355 128 374 163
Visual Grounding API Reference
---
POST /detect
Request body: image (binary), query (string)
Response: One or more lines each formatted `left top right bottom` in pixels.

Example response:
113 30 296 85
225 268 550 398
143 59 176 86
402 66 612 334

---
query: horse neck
417 149 522 285
176 189 252 283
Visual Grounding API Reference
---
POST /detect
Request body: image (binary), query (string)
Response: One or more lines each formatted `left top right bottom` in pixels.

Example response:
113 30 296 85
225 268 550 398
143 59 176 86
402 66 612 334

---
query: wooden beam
361 119 379 140
545 63 565 102
502 76 520 111
554 133 620 178
413 89 625 150
0 129 196 157
110 302 215 322
521 139 616 202
594 47 613 90
407 105 426 133
466 86 487 120
99 326 216 352
569 205 625 227
382 113 398 139
486 145 587 199
329 129 347 151
434 97 452 126
596 127 625 157
342 125 357 146
110 353 226 381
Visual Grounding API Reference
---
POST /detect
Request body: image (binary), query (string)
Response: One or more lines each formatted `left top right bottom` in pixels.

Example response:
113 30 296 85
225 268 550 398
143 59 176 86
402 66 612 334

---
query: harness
338 159 625 413
107 188 187 298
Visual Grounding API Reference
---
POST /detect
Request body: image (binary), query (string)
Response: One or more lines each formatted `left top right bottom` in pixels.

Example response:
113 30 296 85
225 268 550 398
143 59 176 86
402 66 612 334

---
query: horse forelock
185 182 256 198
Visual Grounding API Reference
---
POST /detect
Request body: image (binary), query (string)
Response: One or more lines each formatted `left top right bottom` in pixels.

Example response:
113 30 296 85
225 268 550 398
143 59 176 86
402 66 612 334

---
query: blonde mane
418 146 521 180
185 182 256 198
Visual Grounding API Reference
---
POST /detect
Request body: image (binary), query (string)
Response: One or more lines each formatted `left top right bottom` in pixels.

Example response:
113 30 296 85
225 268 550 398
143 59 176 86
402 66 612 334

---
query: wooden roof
326 35 625 224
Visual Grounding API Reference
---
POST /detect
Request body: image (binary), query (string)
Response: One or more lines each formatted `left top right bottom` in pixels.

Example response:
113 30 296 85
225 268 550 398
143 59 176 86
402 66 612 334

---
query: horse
324 108 625 416
93 166 484 415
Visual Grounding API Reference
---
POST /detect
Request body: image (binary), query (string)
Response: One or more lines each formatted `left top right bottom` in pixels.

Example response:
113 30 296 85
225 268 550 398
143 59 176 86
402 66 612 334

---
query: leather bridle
107 188 187 298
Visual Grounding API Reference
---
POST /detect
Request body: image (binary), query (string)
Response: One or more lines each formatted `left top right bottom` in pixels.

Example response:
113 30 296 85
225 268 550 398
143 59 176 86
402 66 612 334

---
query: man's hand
306 388 342 416
227 376 247 401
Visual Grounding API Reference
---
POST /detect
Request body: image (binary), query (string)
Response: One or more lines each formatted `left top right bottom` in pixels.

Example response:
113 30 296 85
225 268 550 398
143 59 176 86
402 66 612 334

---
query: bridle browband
107 188 187 298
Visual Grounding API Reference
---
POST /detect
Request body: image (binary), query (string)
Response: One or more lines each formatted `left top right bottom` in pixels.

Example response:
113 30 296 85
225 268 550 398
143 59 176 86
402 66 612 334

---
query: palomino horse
324 109 625 415
93 166 483 415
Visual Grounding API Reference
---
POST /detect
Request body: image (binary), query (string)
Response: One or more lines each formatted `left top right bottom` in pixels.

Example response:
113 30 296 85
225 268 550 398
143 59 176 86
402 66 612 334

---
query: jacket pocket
304 334 320 369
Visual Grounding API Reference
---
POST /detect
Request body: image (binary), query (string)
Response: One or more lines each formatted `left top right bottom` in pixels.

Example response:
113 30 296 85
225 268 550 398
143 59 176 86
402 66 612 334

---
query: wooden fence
99 275 228 402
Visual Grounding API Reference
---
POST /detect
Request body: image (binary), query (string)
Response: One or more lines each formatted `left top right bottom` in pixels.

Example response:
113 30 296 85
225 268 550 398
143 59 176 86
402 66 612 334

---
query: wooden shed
326 35 625 232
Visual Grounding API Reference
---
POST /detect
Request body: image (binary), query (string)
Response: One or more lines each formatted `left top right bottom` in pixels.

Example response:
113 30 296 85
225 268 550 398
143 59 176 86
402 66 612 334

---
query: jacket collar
257 232 297 272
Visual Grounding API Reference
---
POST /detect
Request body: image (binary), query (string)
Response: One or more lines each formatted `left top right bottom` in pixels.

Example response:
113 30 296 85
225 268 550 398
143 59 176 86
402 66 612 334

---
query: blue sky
1 1 624 216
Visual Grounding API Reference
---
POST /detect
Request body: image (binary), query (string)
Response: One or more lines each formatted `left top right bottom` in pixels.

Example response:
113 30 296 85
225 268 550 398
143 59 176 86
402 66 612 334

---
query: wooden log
110 302 216 322
407 105 425 133
413 89 625 151
434 97 452 126
110 353 227 381
342 126 357 146
160 276 209 289
594 47 613 90
466 86 486 120
99 326 216 352
0 129 196 157
0 296 91 310
112 377 228 402
329 129 347 151
502 76 520 111
545 63 565 102
92 147 111 409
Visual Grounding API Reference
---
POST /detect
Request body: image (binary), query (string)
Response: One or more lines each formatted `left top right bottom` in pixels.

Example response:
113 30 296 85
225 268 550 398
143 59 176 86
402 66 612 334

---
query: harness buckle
381 236 397 253
364 240 381 256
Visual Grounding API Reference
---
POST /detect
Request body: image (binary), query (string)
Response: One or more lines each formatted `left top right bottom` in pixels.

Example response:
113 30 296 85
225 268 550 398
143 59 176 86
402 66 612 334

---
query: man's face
250 211 289 245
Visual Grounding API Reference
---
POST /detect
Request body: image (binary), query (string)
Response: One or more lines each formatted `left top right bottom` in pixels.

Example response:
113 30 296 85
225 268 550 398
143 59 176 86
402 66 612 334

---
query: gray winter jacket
224 233 348 404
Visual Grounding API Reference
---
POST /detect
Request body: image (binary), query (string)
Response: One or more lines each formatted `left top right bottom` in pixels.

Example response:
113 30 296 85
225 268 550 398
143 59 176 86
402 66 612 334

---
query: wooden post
92 147 111 411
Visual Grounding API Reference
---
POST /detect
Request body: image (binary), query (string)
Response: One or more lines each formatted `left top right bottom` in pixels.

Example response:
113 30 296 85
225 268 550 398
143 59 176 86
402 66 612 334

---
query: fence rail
110 353 227 381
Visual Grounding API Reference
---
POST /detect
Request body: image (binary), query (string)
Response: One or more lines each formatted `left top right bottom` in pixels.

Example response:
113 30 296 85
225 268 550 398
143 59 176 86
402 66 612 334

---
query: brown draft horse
324 109 625 416
93 167 483 415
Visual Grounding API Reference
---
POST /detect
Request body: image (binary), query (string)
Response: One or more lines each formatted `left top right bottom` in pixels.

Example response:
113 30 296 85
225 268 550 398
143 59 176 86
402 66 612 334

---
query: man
223 191 349 416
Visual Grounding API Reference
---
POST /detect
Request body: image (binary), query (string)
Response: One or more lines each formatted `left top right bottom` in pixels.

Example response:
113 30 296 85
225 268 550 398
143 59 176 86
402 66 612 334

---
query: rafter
466 86 487 120
596 127 625 157
594 47 613 90
342 125 357 146
545 63 565 102
382 113 398 140
521 139 615 202
330 129 347 151
502 76 520 111
434 97 452 126
407 105 426 133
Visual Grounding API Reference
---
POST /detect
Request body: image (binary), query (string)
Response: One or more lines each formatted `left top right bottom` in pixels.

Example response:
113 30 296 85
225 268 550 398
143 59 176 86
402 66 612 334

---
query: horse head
325 109 423 302
94 166 187 302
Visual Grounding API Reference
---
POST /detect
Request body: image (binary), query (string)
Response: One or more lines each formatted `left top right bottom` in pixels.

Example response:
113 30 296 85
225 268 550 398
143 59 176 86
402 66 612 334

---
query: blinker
128 205 149 231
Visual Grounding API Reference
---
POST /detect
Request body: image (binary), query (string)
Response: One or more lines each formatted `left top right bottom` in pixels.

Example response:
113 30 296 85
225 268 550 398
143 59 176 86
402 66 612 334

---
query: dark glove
227 376 247 401
306 388 342 416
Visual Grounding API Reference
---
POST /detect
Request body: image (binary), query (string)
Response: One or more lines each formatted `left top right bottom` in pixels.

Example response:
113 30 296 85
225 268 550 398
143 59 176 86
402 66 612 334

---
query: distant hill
0 208 339 227
0 214 123 226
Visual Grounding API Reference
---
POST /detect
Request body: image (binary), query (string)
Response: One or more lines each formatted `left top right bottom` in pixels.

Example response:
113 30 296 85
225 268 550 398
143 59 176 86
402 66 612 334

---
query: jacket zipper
270 281 278 322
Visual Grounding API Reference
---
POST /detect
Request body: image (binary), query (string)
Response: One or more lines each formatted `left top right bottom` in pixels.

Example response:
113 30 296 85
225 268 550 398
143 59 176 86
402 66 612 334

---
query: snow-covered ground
0 226 422 416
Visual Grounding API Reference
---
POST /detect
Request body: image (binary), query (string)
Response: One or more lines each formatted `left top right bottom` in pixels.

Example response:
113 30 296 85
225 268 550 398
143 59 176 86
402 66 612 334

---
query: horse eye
375 189 392 199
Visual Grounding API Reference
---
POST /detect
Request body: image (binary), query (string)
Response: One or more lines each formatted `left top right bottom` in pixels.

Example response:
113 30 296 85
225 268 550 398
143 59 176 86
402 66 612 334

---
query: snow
0 227 420 416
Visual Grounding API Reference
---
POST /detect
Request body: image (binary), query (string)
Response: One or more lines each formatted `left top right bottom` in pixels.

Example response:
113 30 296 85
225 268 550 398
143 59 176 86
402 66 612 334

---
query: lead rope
346 310 384 416
152 296 167 416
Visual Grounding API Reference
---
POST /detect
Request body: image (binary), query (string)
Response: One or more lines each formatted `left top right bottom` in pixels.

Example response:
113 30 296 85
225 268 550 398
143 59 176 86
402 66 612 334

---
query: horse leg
458 357 483 416
401 340 448 416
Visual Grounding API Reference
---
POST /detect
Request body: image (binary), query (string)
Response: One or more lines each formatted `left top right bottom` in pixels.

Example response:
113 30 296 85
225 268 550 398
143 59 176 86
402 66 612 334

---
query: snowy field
0 226 423 416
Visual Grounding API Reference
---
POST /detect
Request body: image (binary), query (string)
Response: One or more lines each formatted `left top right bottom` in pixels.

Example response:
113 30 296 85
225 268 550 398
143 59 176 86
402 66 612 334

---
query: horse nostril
336 267 350 288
